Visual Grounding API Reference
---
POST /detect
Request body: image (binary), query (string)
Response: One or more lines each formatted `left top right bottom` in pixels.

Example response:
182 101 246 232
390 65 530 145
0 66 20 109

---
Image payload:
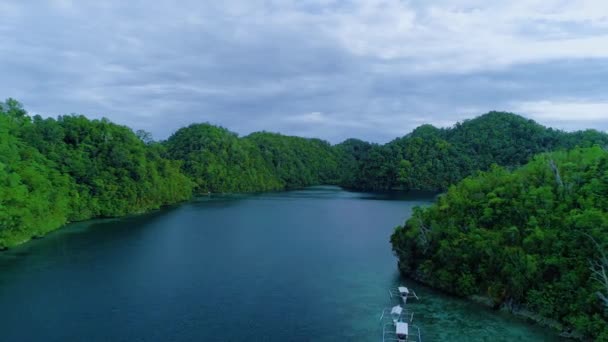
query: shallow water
0 186 562 341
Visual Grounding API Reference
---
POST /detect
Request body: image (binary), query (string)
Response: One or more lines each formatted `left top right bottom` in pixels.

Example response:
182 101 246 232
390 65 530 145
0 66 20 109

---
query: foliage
333 138 373 188
165 124 283 193
164 125 341 193
0 100 343 246
391 147 608 339
3 99 608 337
0 104 72 246
0 99 194 248
341 112 608 191
245 132 339 189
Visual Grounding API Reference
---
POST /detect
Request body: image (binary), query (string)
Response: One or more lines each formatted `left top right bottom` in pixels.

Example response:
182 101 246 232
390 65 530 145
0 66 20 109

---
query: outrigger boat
389 286 419 305
379 305 414 324
382 321 422 342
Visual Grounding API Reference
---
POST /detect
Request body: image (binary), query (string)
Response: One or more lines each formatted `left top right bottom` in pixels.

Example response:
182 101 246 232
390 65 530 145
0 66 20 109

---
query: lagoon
0 186 561 341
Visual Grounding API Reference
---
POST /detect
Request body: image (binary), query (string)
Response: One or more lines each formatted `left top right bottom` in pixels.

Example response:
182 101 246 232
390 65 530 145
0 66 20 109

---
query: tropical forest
1 98 607 339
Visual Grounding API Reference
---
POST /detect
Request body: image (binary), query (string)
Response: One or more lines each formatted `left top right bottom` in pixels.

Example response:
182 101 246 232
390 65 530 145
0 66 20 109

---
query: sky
1 0 608 143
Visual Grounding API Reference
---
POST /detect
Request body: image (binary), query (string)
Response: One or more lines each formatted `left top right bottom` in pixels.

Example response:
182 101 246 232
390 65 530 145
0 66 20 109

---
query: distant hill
2 99 607 248
337 111 608 190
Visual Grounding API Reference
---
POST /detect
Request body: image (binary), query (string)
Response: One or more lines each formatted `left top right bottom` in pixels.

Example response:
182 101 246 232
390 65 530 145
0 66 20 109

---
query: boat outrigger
382 321 422 342
382 285 422 341
389 286 419 305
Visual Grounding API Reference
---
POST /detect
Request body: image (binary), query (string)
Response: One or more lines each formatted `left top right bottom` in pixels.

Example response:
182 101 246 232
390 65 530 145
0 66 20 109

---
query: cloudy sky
1 0 608 143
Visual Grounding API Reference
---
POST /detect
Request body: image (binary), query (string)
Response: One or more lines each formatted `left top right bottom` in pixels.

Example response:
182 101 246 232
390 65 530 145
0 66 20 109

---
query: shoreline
0 198 191 251
400 264 583 340
0 185 338 251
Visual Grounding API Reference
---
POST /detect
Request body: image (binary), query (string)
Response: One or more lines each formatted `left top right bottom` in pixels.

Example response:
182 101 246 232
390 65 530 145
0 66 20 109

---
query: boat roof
391 305 403 315
398 286 409 294
396 322 408 335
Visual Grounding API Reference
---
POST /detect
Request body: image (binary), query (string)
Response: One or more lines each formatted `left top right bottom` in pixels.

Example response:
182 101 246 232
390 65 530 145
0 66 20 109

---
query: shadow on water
0 204 183 276
209 185 440 203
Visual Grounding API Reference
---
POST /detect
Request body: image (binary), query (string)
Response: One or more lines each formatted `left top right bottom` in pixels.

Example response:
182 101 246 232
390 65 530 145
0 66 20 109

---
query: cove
0 186 563 341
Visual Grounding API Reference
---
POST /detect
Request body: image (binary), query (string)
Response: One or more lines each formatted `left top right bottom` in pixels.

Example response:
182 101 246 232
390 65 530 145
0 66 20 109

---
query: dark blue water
0 186 561 341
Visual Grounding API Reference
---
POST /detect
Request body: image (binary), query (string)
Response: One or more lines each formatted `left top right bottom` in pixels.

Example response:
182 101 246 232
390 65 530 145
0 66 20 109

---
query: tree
0 99 194 247
588 234 608 309
136 129 154 145
391 147 608 339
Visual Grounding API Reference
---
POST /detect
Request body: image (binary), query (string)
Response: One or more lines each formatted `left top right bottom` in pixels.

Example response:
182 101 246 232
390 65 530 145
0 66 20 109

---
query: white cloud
513 100 608 121
286 112 329 124
298 0 608 72
1 0 608 142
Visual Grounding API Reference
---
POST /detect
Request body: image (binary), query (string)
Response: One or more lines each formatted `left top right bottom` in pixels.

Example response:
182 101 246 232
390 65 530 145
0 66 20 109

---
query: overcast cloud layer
1 0 608 143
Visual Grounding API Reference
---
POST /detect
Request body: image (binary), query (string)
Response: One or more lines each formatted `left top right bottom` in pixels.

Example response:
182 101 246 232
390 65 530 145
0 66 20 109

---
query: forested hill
0 99 342 248
340 111 608 190
0 99 194 248
164 126 339 193
1 98 607 249
390 147 608 339
162 111 608 194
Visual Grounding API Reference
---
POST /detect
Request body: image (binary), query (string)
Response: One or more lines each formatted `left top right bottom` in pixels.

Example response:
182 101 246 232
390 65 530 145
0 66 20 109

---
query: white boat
382 321 422 342
389 286 419 305
379 305 414 324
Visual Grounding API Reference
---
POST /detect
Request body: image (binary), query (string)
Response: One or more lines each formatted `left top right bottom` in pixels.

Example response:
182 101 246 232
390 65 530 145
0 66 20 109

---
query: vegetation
0 100 341 247
244 132 339 189
165 124 282 193
342 112 608 191
0 100 73 246
0 99 193 248
3 98 608 337
3 100 608 249
164 127 339 193
391 147 608 339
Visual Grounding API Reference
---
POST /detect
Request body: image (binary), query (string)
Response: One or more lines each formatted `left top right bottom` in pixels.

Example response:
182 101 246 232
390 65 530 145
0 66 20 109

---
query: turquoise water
0 186 562 341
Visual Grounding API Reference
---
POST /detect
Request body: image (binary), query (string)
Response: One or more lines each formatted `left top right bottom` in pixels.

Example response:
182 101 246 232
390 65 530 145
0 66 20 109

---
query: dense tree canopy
2 99 608 338
244 132 339 189
3 100 608 249
163 126 341 193
0 102 72 246
333 138 373 188
0 99 194 248
342 112 608 191
391 147 608 340
0 100 344 247
165 124 283 193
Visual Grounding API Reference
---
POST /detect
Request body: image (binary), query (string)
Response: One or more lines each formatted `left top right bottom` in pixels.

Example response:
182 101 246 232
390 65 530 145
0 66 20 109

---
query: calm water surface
0 186 562 341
